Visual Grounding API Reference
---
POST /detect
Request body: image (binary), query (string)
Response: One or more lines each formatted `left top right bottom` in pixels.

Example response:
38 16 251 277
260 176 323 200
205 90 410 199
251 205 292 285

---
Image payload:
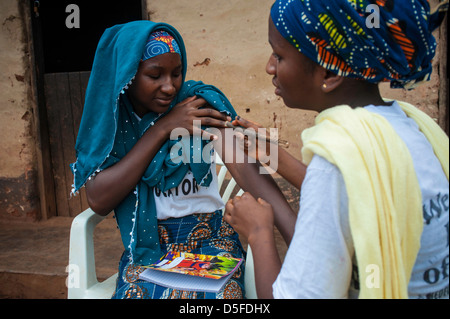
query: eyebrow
142 63 182 71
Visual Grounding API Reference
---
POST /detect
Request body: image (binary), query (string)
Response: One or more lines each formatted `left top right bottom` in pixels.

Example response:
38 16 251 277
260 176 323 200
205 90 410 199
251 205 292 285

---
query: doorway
31 0 147 218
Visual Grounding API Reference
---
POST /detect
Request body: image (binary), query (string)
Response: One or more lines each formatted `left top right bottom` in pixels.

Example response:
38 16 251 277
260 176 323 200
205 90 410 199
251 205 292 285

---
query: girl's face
266 17 323 111
128 52 183 117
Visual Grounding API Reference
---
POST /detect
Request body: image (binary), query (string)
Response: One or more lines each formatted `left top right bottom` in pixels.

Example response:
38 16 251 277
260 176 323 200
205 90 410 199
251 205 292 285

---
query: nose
161 77 177 96
266 54 276 76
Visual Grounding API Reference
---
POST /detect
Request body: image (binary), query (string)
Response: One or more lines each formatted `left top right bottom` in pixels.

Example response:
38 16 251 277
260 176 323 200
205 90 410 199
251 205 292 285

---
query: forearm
248 228 281 299
231 117 306 190
86 122 169 215
215 129 297 244
228 162 296 244
272 148 306 190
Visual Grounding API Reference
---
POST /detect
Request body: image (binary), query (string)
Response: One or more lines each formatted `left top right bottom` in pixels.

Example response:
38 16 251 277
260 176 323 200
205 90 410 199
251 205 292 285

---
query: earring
322 83 327 89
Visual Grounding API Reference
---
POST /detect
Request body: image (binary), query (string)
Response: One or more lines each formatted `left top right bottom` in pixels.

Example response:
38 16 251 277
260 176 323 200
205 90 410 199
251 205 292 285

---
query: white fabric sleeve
272 155 355 299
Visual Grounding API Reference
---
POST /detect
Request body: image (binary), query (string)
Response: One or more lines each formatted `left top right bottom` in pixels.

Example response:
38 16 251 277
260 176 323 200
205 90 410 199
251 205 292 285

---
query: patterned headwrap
142 30 181 61
271 0 448 90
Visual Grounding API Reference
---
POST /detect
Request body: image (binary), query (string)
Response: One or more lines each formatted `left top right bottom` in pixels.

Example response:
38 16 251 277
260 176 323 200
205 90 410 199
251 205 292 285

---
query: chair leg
68 208 106 299
244 245 258 299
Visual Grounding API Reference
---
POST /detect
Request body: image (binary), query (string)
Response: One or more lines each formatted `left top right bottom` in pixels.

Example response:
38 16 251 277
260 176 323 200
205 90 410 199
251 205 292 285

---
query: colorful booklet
139 252 243 293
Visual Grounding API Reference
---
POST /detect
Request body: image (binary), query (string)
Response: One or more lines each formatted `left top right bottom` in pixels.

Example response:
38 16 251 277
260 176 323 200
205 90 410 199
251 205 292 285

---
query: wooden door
44 72 90 217
32 0 146 218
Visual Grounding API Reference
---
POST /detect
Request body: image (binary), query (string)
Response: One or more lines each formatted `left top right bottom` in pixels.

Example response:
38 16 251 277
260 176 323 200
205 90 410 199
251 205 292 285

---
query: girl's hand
158 96 231 140
224 192 275 243
232 117 272 163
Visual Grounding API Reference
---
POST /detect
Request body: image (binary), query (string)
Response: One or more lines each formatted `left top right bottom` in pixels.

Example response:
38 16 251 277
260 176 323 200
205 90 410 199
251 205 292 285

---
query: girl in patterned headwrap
71 21 296 299
225 0 449 299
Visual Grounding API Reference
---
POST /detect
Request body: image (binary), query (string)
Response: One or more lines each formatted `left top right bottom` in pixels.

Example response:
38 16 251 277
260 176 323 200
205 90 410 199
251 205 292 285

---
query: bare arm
214 127 297 245
216 124 300 298
232 117 307 190
85 119 168 216
224 193 280 299
273 148 307 190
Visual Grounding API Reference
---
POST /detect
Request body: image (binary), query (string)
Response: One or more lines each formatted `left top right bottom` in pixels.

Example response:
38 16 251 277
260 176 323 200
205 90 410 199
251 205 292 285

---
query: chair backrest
215 153 244 209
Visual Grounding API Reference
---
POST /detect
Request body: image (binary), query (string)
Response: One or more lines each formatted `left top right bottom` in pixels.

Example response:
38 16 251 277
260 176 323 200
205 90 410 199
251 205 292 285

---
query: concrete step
0 216 123 299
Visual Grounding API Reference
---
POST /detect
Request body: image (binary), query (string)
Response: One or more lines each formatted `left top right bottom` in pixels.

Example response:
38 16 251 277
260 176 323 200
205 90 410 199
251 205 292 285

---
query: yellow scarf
301 101 449 299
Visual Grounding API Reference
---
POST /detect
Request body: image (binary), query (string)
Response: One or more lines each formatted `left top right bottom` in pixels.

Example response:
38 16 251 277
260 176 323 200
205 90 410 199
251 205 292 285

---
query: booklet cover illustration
144 251 242 279
139 252 243 293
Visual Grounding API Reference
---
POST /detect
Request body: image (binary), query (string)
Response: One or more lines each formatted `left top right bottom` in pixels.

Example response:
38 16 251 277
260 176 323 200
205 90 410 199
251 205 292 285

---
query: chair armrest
68 208 107 299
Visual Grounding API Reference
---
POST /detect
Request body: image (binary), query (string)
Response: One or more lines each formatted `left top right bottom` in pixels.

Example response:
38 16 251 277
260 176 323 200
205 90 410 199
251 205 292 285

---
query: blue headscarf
271 0 448 90
71 21 237 265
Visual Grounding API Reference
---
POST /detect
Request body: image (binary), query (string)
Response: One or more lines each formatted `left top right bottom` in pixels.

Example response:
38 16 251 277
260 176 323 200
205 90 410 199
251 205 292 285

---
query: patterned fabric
271 0 448 89
112 211 246 299
143 30 181 61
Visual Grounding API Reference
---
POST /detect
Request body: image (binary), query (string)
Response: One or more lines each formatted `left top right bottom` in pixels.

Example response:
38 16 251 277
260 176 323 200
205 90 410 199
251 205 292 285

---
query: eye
148 73 160 80
272 52 281 62
172 67 182 78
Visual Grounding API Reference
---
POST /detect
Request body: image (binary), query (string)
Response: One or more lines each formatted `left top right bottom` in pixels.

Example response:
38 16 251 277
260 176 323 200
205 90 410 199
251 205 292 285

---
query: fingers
241 192 254 200
180 97 229 120
224 194 247 226
175 97 232 131
232 116 263 129
178 95 198 106
230 192 255 204
232 192 269 210
197 116 230 129
178 96 212 110
191 126 219 141
187 101 232 127
196 107 231 122
224 199 235 224
225 199 234 216
225 193 274 240
179 97 234 125
196 109 232 130
257 197 271 207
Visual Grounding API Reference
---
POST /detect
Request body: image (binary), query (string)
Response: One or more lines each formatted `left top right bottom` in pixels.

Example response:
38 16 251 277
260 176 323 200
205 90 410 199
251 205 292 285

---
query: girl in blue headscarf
71 21 295 299
225 0 448 299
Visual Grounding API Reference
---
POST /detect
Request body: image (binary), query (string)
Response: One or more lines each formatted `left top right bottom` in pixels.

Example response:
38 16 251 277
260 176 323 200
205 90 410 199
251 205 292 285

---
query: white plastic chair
68 154 257 299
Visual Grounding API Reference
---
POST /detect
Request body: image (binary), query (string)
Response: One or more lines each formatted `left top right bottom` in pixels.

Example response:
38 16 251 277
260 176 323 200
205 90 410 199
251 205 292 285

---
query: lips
155 97 175 106
272 79 281 96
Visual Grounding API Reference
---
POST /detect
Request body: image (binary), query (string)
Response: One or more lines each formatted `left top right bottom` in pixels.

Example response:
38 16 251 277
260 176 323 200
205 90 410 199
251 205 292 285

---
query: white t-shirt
133 113 225 221
273 102 449 299
153 157 225 220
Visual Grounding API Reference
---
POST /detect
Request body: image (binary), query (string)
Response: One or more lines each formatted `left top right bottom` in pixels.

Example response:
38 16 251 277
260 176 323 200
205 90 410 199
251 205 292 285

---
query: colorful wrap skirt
111 211 246 299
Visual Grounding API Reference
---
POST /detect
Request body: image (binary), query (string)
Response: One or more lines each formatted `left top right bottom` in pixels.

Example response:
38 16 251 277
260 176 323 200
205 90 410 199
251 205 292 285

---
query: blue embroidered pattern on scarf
142 30 181 61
